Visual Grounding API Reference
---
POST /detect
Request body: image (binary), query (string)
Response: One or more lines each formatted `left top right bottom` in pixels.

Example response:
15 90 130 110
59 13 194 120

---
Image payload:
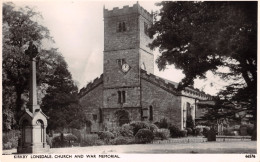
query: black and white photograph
1 0 258 161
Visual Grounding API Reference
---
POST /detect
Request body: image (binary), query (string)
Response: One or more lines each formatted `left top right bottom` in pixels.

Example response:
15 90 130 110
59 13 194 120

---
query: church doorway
115 110 130 126
119 115 129 126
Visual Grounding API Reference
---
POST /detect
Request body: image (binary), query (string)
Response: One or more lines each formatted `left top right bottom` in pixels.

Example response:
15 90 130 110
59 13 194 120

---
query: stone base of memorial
17 108 50 154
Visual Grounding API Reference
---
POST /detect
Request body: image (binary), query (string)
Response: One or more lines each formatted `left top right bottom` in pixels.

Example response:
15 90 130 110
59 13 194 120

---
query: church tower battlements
103 3 153 22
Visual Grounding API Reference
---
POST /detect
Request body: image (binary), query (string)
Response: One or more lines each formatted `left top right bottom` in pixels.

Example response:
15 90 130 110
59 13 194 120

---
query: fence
152 136 251 144
216 136 251 142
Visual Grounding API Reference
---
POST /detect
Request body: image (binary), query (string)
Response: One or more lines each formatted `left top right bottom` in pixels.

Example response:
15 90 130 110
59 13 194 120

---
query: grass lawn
3 141 256 154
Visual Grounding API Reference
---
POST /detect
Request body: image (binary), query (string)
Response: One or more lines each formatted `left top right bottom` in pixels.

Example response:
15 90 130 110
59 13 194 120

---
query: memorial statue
25 41 38 59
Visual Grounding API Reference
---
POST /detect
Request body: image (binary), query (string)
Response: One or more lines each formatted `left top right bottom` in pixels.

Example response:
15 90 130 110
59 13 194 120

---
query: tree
149 1 257 134
2 3 85 132
41 57 86 131
2 2 52 127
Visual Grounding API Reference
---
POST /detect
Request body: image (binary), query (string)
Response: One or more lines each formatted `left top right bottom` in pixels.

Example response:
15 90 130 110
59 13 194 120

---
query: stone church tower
103 3 153 126
79 3 212 132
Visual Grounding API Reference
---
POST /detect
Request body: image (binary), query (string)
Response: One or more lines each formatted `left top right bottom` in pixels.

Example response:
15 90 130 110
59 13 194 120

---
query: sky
7 0 230 96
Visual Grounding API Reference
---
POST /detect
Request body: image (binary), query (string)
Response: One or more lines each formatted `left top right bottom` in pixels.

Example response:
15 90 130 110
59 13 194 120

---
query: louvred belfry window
118 22 126 32
118 90 126 104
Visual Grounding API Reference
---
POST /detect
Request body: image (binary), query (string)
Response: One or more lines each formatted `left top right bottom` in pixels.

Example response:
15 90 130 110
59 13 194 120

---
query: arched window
118 91 121 103
36 120 44 143
99 108 103 123
149 106 153 121
122 22 126 31
144 22 149 35
186 102 191 117
122 91 126 103
118 23 122 32
183 106 186 128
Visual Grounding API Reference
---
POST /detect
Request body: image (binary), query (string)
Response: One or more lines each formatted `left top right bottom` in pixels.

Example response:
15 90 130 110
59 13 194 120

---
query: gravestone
17 41 50 154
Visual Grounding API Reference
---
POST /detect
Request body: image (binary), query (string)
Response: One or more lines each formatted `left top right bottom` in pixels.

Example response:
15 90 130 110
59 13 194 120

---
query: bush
98 131 114 144
135 129 154 144
194 127 203 136
46 134 52 148
65 134 78 142
52 135 65 148
72 129 83 142
108 127 121 137
247 125 254 136
154 128 170 140
2 130 20 150
3 142 12 150
202 127 210 137
51 133 79 148
156 118 169 128
239 125 248 135
81 134 99 146
96 139 106 146
109 124 134 138
168 125 182 138
65 134 78 146
120 124 134 137
180 130 187 137
130 121 150 135
186 128 193 136
149 124 159 133
223 128 236 136
110 136 134 145
251 129 257 141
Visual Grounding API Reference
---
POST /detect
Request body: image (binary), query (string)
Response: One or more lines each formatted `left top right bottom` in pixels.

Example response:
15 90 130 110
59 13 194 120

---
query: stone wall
139 49 154 74
103 49 140 88
141 78 182 129
104 3 154 52
79 83 103 132
139 15 153 54
104 14 139 51
103 87 141 108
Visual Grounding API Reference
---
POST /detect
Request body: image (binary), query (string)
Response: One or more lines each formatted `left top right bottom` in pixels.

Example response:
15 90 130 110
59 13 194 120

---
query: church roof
140 69 212 100
160 77 179 88
79 74 103 97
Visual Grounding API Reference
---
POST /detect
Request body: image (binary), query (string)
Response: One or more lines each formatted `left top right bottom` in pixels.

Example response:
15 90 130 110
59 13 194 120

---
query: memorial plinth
17 41 50 154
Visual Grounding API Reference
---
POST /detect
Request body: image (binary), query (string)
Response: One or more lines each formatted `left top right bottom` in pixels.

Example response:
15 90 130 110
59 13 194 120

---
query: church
79 3 212 132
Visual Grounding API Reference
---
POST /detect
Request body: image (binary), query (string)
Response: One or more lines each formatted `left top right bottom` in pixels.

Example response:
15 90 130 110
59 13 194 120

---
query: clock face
122 63 130 72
